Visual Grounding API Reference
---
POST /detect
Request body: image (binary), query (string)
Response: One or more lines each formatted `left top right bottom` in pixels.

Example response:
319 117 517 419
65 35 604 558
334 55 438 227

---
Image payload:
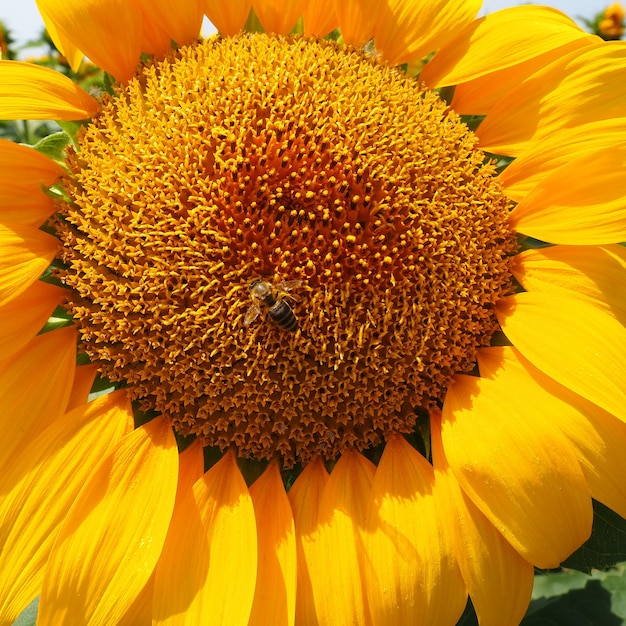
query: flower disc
56 34 516 465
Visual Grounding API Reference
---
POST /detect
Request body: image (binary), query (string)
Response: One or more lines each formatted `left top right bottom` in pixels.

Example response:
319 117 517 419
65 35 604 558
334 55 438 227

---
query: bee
244 278 302 331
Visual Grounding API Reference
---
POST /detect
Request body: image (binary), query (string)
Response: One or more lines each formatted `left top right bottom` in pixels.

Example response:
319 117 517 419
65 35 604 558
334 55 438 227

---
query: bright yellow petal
374 0 482 67
174 440 207 505
0 223 58 309
0 327 76 472
0 392 133 625
441 373 592 568
36 0 142 82
137 0 205 47
248 462 297 626
0 139 64 227
364 436 467 625
288 458 330 626
38 416 178 626
119 440 205 626
477 42 626 156
478 346 626 522
0 280 65 361
252 0 306 35
67 363 98 410
152 452 257 626
307 450 375 626
421 6 592 89
36 0 84 72
513 245 626 324
448 37 594 116
332 0 379 47
0 60 98 121
496 291 626 425
204 0 252 36
509 145 626 245
431 410 534 626
303 0 338 37
130 0 173 58
500 119 626 203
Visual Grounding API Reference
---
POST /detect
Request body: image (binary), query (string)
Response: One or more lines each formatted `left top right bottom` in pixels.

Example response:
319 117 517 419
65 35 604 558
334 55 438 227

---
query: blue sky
0 1 610 55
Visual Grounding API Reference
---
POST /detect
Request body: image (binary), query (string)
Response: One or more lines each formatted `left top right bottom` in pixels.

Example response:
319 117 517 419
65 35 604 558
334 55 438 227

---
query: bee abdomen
269 300 298 331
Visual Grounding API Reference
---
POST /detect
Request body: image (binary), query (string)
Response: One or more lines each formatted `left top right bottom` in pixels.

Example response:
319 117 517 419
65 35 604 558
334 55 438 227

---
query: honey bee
244 278 302 331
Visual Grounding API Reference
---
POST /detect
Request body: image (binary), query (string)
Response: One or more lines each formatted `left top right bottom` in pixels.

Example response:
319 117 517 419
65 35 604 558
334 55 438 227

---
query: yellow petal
431 410 534 626
36 0 142 82
288 458 329 626
252 0 306 35
204 0 252 36
0 327 76 472
500 119 626 203
449 37 594 116
421 6 592 89
120 440 205 626
308 450 375 626
303 0 338 37
67 363 98 410
0 223 58 309
510 145 626 245
364 436 466 625
0 60 98 121
36 0 84 72
478 346 626 522
477 42 626 156
137 0 205 46
38 416 178 626
152 452 257 626
332 0 379 47
130 0 174 57
513 245 626 324
0 139 64 227
497 292 626 425
0 392 134 625
174 441 207 505
441 372 592 568
374 0 482 67
248 462 297 626
0 280 65 361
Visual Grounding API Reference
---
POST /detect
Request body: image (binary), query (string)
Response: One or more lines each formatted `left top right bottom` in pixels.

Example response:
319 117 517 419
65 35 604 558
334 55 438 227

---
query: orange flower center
55 34 516 466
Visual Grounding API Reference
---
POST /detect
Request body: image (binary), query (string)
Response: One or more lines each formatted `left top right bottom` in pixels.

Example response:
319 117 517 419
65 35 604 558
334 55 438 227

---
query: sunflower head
1 2 626 626
50 32 517 466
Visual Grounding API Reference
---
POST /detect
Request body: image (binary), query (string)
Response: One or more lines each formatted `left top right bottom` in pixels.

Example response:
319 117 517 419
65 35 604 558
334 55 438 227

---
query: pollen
55 34 516 466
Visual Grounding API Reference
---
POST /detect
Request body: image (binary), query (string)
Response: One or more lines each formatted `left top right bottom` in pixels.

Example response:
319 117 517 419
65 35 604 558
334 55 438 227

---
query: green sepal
102 71 117 96
56 120 85 147
244 6 265 33
38 305 74 334
31 131 70 163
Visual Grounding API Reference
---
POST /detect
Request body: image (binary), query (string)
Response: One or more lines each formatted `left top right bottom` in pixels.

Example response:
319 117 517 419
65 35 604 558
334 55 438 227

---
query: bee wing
244 303 262 326
278 279 303 292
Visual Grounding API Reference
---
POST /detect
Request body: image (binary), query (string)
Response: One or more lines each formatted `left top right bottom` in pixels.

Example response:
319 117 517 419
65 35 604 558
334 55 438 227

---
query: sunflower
1 0 626 624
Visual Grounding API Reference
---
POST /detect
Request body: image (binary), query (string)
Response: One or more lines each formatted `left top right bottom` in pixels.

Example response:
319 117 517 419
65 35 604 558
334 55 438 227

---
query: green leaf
524 567 626 625
32 131 70 162
562 500 626 573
